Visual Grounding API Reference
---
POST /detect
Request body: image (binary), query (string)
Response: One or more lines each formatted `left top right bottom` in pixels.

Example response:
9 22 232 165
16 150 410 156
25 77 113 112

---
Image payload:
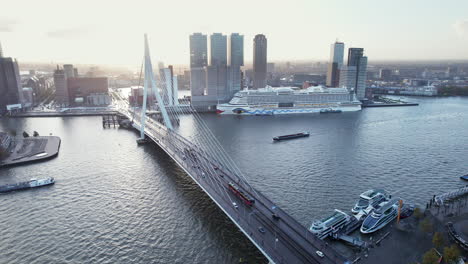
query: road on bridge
115 102 349 264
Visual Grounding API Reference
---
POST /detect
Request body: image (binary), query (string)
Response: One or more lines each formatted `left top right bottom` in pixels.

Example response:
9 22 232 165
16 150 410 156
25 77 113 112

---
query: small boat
136 138 149 144
273 132 309 141
399 203 415 219
460 174 468 181
320 108 342 114
0 177 55 193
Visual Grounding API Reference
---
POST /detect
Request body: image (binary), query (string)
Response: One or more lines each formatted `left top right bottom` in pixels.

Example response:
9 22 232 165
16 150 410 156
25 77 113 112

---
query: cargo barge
273 132 310 141
0 177 55 193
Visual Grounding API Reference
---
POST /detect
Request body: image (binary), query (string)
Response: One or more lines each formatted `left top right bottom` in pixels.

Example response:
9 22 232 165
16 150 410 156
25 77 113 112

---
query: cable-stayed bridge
113 35 349 264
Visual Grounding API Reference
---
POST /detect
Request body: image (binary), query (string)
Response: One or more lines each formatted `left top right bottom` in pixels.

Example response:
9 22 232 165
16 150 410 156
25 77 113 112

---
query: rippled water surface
1 96 467 263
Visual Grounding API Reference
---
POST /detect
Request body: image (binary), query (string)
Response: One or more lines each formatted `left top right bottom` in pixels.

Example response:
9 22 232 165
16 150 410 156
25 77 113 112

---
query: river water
1 96 467 263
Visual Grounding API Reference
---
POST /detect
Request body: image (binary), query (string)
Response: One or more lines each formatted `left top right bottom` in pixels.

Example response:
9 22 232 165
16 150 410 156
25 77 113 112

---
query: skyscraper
339 48 368 100
326 41 344 87
189 33 208 96
253 34 267 89
228 33 244 67
210 33 227 66
0 43 23 113
53 66 69 106
206 33 229 101
190 33 208 68
228 33 244 94
347 48 364 67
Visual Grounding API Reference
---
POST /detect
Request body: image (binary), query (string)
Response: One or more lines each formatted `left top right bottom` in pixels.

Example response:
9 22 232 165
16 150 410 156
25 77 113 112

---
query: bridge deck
119 108 348 264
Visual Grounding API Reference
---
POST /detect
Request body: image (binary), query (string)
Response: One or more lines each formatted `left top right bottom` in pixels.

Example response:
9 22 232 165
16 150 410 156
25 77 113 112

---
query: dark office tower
228 33 244 67
228 33 244 94
0 43 23 113
189 33 208 96
326 41 344 87
339 48 367 100
206 33 230 101
253 34 267 89
53 66 69 106
347 48 364 67
210 33 227 66
190 33 208 68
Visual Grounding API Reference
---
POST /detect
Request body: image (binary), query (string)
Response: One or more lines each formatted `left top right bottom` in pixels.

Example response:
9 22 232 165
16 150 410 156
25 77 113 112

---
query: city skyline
0 0 467 67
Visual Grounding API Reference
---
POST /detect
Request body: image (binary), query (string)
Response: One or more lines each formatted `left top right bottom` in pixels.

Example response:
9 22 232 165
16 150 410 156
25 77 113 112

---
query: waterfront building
73 68 78 77
253 34 267 89
339 66 357 90
189 33 208 97
206 65 228 100
206 33 229 101
326 41 344 87
63 64 75 79
210 33 227 66
0 42 24 113
339 48 368 100
53 66 68 106
228 33 244 95
228 33 244 67
67 77 109 105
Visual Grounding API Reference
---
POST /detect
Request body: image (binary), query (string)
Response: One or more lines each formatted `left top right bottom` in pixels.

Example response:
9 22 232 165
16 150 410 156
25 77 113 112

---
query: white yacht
309 209 351 239
360 198 400 234
351 189 389 214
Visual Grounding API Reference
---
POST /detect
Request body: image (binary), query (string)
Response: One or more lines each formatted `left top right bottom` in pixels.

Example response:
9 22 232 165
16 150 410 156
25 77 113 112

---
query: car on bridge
258 227 266 234
316 251 324 258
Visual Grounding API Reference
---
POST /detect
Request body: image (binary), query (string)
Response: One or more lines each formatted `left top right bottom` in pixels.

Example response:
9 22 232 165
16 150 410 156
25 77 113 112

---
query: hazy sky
1 0 467 68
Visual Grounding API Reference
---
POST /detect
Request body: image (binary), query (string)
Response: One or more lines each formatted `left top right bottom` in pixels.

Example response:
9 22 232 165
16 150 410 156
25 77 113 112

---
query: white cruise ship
216 86 361 115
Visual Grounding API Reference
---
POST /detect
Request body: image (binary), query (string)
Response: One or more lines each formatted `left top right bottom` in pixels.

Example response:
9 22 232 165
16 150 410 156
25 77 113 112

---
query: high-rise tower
209 33 227 66
253 34 267 89
326 41 344 87
0 43 23 113
189 33 208 97
339 48 368 100
228 33 244 94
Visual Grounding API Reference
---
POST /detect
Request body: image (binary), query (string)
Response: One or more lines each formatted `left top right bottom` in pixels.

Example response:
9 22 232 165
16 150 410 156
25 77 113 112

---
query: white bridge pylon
139 34 173 139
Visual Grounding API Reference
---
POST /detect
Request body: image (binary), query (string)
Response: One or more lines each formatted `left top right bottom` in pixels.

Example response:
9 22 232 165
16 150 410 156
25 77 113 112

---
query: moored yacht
360 198 400 234
309 209 351 239
351 189 389 214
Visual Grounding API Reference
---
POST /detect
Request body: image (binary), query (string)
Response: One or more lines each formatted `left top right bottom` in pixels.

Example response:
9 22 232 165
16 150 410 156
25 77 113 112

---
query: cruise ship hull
217 104 361 115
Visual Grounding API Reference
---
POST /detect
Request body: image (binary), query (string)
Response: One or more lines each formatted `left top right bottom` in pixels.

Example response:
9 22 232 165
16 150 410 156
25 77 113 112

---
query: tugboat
0 177 55 193
273 132 310 141
320 108 342 114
